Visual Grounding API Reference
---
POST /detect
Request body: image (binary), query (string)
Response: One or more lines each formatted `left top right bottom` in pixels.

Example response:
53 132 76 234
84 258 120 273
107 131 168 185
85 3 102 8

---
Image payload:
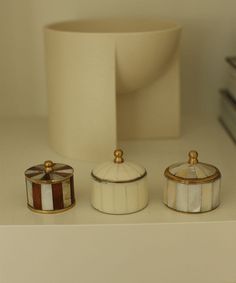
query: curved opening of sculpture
45 19 182 160
47 19 180 33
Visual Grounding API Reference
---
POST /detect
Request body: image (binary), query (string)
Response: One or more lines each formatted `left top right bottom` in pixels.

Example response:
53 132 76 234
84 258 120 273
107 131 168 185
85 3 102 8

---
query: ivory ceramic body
164 151 221 213
91 149 148 214
45 19 182 161
25 160 75 213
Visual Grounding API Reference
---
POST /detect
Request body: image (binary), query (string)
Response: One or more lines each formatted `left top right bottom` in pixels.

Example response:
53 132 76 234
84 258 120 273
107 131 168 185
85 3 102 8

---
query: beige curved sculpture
45 19 181 161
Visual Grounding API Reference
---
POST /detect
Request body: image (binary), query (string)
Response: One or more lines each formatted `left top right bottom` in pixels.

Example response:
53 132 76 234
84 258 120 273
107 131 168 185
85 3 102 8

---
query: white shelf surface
1 115 236 283
0 114 235 226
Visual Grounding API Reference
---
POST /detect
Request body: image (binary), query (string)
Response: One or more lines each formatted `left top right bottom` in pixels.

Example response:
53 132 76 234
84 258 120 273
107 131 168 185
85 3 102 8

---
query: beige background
0 0 236 118
0 3 236 281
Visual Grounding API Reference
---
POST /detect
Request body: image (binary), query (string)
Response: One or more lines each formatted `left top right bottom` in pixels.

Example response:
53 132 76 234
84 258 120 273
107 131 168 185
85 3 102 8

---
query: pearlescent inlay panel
188 184 201 213
41 184 53 210
201 183 212 212
176 183 188 212
167 180 176 208
26 180 33 207
212 179 221 208
62 180 72 208
164 180 221 213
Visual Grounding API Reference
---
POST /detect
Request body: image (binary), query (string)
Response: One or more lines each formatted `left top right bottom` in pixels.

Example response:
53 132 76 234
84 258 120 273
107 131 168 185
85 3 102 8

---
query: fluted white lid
91 149 146 183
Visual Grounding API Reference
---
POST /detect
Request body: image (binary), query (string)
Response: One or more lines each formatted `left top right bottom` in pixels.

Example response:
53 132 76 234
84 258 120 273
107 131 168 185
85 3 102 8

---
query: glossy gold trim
188 150 198 165
114 149 124 164
24 174 73 184
91 170 147 184
44 160 54 173
27 202 75 214
164 162 221 184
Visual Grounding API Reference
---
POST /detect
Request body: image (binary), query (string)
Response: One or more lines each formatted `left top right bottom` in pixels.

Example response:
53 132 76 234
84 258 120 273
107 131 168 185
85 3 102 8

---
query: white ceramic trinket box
91 149 149 214
163 151 221 213
25 160 75 213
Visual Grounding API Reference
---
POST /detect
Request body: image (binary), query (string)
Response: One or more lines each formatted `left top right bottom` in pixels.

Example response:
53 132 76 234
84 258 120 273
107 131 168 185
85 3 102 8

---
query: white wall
0 0 236 117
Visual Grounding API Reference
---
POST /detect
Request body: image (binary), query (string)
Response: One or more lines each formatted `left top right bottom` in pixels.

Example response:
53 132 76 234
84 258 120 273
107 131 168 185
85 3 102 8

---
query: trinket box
25 160 75 213
91 149 149 214
164 151 221 213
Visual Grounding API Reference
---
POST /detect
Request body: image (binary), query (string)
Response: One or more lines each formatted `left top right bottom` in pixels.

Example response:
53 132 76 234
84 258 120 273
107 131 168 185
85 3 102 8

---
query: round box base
27 202 75 214
91 202 148 215
163 202 220 214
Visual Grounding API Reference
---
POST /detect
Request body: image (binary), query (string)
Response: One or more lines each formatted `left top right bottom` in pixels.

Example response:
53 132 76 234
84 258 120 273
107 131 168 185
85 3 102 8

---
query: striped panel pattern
26 179 33 207
164 178 221 213
91 177 148 214
26 176 75 212
52 183 64 210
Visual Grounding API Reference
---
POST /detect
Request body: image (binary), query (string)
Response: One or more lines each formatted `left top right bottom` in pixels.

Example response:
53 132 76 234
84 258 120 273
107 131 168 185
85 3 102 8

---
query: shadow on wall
180 17 233 115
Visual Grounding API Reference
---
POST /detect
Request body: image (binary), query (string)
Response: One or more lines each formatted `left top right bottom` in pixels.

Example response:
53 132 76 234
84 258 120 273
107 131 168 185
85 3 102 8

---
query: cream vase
45 19 182 160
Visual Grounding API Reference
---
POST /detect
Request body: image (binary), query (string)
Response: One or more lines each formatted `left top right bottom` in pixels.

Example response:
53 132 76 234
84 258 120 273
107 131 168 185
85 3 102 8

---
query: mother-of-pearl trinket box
163 151 221 213
25 160 75 213
91 149 149 214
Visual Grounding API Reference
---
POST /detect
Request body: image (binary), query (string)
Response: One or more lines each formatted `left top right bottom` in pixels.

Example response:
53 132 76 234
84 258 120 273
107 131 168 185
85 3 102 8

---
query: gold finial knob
114 149 124 164
44 160 54 173
188 151 198 165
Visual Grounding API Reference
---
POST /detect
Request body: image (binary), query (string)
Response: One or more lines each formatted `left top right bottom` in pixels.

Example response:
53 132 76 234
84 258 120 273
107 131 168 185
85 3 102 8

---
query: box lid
25 160 74 184
164 151 221 184
91 149 147 183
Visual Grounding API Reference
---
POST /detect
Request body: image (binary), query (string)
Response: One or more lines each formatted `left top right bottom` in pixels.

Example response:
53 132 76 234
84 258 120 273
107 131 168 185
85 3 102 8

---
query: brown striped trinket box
25 160 75 213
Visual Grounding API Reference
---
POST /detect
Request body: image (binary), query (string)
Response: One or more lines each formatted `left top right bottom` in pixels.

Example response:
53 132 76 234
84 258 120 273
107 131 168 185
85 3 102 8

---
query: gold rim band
27 202 75 214
91 170 147 184
25 174 73 184
164 162 221 185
